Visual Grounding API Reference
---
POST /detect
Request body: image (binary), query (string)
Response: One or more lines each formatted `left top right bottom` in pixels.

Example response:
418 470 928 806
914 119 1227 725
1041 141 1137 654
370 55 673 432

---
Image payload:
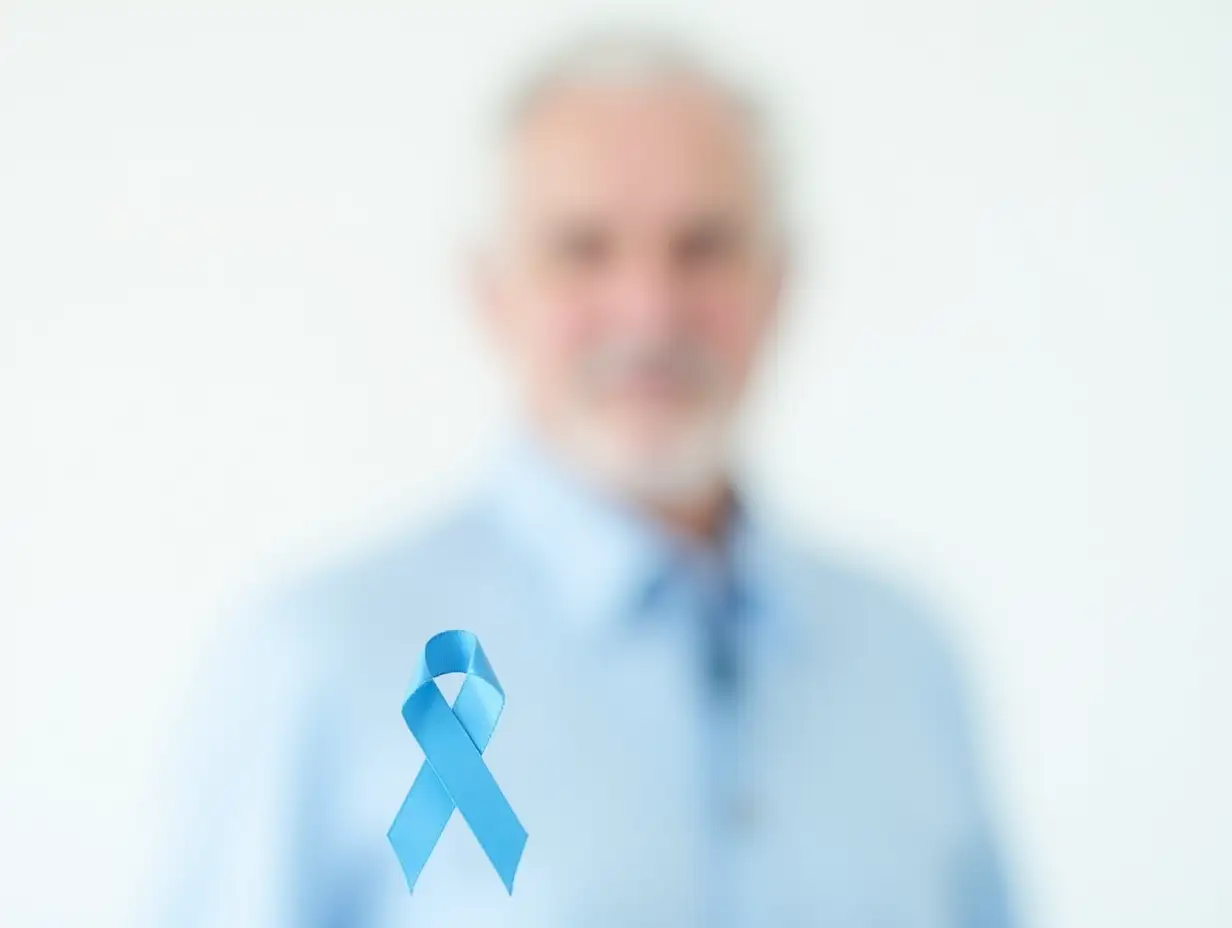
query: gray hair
469 25 792 257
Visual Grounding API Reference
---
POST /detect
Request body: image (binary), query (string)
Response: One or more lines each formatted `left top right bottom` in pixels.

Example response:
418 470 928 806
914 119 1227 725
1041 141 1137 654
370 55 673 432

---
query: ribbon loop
388 630 527 894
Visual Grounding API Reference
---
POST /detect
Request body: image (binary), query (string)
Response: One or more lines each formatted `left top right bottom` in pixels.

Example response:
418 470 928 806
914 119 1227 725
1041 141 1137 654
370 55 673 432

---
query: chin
562 410 733 507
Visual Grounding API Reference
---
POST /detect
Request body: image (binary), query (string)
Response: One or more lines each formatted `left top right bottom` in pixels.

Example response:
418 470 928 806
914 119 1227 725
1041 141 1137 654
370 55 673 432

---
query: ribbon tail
387 761 455 892
407 687 528 894
460 782 527 894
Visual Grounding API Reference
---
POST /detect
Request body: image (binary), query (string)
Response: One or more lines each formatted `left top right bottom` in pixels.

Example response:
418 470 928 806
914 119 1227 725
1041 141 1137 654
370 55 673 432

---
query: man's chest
341 620 966 928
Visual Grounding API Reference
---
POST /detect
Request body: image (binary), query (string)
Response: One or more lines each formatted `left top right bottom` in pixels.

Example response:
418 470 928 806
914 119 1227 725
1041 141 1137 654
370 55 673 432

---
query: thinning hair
469 25 792 256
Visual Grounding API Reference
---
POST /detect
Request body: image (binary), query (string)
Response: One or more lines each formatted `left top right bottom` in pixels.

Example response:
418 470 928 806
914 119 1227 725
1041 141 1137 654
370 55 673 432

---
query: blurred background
1 1 1228 926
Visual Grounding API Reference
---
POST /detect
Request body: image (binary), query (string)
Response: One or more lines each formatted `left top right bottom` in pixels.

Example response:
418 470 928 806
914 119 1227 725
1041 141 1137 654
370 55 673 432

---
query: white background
1 2 1228 926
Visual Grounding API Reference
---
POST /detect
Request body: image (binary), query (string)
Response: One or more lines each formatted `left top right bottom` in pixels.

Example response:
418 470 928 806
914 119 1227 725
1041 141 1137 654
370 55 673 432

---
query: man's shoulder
216 496 511 664
752 529 987 776
763 525 970 681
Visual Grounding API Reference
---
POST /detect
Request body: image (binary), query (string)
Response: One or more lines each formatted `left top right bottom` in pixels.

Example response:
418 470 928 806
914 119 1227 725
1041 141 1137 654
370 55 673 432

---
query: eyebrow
534 205 747 232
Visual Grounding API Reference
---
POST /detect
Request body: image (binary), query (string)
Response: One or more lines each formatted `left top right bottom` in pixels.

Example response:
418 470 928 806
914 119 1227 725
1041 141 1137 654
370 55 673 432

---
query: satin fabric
387 630 528 894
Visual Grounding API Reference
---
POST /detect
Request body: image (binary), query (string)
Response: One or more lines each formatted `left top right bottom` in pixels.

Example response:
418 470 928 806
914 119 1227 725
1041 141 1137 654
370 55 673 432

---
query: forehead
506 78 763 226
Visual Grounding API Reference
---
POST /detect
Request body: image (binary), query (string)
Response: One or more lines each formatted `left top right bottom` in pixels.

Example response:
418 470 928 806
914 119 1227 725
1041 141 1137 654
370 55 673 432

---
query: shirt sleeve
144 594 347 928
953 810 1017 928
924 616 1019 928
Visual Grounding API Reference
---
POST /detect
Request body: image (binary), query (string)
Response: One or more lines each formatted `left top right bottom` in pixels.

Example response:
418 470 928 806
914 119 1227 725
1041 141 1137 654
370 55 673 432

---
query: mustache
578 338 722 394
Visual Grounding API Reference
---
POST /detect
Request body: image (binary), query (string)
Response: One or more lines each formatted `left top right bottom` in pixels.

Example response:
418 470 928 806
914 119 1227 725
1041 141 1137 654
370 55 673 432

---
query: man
155 29 1015 928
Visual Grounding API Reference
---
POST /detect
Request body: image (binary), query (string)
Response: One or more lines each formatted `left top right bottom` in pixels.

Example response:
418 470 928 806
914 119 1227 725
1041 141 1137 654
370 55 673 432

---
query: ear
762 240 790 329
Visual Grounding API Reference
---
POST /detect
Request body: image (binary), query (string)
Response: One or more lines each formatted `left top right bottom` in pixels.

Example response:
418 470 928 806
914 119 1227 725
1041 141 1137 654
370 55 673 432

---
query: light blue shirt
153 433 1015 928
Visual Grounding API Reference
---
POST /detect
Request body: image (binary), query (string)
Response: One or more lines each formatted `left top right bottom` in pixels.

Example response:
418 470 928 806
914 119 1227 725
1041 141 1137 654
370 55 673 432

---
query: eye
675 220 739 268
549 223 611 271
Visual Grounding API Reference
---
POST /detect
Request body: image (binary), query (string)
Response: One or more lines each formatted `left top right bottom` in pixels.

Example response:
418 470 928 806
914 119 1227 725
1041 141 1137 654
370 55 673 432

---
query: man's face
477 78 783 501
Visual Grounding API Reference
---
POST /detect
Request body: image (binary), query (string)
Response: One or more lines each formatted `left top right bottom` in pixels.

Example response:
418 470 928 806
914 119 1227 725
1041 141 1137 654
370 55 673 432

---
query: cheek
513 292 593 387
695 297 767 382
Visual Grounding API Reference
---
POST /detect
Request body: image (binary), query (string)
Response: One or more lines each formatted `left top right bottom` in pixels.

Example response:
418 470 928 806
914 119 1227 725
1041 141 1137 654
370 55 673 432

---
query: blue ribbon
387 630 528 894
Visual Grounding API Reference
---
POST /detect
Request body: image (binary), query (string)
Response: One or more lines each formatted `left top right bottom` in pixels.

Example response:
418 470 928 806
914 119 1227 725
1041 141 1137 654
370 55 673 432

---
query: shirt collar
483 428 787 635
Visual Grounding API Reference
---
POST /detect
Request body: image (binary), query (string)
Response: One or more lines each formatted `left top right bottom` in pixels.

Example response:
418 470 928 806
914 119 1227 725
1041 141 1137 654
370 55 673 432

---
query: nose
606 252 682 340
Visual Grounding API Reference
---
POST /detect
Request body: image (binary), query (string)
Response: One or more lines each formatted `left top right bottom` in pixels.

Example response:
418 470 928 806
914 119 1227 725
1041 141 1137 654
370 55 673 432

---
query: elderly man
156 30 1015 928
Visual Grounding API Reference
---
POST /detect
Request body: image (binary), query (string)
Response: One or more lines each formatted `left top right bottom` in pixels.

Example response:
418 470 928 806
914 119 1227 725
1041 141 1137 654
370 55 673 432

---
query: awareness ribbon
387 630 528 894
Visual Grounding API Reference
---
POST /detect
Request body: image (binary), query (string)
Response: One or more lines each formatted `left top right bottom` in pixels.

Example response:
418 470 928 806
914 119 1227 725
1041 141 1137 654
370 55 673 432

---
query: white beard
532 331 739 507
557 406 734 508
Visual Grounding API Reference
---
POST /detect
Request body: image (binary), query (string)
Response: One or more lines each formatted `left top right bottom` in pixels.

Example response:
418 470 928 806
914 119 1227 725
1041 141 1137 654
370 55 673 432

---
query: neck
526 417 737 549
634 480 733 549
